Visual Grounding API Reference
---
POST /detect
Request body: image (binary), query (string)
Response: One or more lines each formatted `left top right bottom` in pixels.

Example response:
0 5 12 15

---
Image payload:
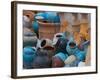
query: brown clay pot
38 21 60 40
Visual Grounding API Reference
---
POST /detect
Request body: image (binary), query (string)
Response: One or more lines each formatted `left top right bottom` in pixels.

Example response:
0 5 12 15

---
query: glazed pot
64 55 76 65
52 56 65 68
23 16 32 28
23 47 36 69
52 33 65 45
40 38 53 48
23 10 35 22
33 49 51 68
33 12 60 39
54 52 68 62
54 37 68 53
23 28 38 47
66 41 77 55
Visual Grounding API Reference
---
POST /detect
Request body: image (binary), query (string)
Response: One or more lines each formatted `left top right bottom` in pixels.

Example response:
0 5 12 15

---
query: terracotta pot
38 21 60 40
23 10 35 22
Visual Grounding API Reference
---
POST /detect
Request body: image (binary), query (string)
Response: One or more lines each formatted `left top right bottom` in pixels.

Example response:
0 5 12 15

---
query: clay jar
52 33 65 45
23 28 38 47
37 12 60 39
66 40 86 61
40 38 53 48
52 52 68 67
66 39 77 55
33 49 51 68
23 47 36 69
54 37 68 54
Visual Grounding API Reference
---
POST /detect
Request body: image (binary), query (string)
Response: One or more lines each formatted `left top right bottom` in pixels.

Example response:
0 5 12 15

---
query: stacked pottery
23 47 36 69
52 52 68 67
33 49 51 68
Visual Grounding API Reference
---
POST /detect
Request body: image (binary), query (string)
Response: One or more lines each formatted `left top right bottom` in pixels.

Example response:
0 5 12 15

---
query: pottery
34 12 60 39
52 56 65 67
78 40 90 51
23 15 32 28
66 40 77 55
52 33 65 45
74 50 86 61
66 37 86 61
64 55 76 65
32 21 39 37
54 37 68 53
33 49 51 68
78 61 85 67
23 28 38 47
54 52 68 62
23 47 36 69
40 38 53 48
23 10 35 22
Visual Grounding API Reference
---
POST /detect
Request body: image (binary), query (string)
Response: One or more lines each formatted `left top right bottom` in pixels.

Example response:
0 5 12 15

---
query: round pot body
74 50 86 61
23 15 32 28
54 37 68 53
23 28 37 47
53 33 65 45
66 41 77 55
52 56 65 68
54 52 68 62
23 47 36 69
33 55 51 68
40 38 53 48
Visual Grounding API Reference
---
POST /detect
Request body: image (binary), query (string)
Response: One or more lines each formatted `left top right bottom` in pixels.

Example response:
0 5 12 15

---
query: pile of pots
23 11 90 69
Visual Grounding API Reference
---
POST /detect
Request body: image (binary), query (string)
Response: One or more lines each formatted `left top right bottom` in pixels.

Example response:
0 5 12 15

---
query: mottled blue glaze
55 52 68 62
32 21 39 34
23 47 36 69
74 50 86 61
45 12 60 23
66 37 86 61
66 37 77 55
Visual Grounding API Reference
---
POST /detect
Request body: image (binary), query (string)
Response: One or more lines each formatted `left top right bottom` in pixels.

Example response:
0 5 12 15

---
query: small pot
40 38 53 48
53 33 65 45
